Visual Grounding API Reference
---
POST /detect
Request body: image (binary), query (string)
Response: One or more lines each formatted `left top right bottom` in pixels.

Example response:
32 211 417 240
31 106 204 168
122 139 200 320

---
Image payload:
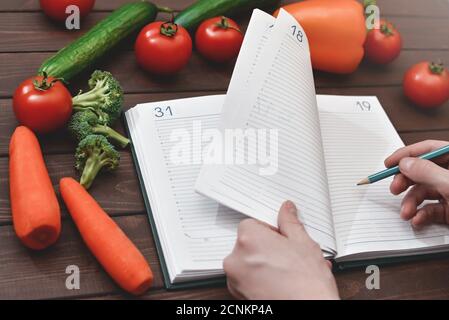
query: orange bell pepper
274 0 367 74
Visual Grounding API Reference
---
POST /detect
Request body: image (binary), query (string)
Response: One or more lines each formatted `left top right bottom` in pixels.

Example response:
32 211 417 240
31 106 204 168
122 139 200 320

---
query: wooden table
1 0 449 300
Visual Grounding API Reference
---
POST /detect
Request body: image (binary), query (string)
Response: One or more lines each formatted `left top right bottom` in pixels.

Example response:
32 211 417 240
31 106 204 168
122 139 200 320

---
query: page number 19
357 101 371 111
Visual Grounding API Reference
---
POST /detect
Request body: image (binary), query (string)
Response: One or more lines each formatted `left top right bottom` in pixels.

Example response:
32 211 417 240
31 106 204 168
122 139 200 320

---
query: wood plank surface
1 0 449 300
0 215 164 299
1 13 448 53
3 212 449 300
1 49 448 99
1 0 448 18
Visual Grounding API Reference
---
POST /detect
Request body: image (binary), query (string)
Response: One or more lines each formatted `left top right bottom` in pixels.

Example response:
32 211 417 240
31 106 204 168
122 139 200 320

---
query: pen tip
357 178 370 186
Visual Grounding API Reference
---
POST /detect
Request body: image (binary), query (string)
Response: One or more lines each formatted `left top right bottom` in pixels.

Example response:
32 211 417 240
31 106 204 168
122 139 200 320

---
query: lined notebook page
196 10 336 254
317 95 449 259
126 95 245 283
220 9 275 125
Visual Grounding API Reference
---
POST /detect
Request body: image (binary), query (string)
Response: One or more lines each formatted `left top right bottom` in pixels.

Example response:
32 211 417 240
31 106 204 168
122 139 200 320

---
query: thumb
399 157 449 196
278 200 307 240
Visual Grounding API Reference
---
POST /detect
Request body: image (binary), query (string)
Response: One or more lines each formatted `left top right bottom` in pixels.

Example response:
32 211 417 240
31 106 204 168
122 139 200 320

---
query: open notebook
126 9 449 288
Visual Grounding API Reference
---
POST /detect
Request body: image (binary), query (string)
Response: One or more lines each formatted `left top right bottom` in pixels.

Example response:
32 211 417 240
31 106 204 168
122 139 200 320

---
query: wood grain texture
0 0 195 12
86 287 233 300
1 0 448 18
1 49 448 98
0 215 164 299
3 207 449 300
1 0 449 301
1 13 448 53
92 257 449 300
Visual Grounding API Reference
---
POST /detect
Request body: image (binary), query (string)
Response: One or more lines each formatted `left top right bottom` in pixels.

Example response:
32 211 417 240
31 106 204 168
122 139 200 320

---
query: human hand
223 201 339 300
385 140 449 228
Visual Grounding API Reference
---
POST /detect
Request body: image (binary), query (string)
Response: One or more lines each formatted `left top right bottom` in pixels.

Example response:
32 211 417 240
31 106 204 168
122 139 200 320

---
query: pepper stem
363 0 377 8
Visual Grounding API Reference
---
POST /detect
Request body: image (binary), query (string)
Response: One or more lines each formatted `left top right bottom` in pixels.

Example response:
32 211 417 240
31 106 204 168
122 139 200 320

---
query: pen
357 144 449 185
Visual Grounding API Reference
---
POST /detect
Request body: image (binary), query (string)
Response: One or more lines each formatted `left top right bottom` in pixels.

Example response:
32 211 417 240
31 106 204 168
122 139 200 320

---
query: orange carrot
59 177 153 295
9 126 61 250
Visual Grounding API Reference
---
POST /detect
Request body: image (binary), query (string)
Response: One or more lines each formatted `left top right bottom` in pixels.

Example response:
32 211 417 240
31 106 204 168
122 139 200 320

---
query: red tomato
364 20 402 65
13 75 73 134
39 0 95 22
195 16 244 63
403 62 449 109
135 22 192 75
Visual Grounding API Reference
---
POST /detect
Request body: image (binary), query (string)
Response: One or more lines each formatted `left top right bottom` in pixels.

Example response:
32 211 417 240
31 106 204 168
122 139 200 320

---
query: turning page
195 10 336 254
317 95 449 260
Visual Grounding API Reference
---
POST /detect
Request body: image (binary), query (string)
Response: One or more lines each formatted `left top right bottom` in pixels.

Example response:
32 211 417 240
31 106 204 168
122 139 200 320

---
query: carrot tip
131 277 153 296
22 224 60 250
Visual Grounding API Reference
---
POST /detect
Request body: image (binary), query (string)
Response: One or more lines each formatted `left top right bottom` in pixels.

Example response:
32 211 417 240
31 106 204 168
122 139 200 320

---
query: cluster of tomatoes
364 19 449 109
40 0 244 75
135 16 244 75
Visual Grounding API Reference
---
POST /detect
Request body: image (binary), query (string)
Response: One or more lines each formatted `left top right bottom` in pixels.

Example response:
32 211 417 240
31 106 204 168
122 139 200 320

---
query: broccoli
69 110 130 148
75 135 120 189
72 70 124 125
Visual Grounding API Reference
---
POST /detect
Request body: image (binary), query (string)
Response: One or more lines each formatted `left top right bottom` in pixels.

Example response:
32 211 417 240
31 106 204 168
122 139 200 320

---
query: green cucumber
39 1 158 81
174 0 281 31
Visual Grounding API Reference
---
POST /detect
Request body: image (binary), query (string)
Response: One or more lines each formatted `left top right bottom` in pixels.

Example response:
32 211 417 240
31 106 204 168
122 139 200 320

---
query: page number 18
291 26 303 43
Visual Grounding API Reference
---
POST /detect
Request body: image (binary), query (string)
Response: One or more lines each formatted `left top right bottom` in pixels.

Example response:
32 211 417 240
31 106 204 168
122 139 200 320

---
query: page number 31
154 106 173 118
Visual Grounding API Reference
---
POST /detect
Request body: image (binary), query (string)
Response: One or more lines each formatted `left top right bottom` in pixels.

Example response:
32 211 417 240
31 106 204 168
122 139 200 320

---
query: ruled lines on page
127 95 245 280
196 10 336 254
221 9 276 125
155 114 244 263
317 95 449 258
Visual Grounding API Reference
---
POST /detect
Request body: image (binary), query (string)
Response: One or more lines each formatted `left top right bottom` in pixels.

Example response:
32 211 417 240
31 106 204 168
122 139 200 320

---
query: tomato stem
33 72 64 92
380 21 394 36
215 16 242 34
429 62 445 75
160 22 178 37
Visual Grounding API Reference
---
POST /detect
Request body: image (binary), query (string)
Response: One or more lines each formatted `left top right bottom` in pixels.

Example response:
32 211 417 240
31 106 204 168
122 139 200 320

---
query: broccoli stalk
69 110 130 148
72 70 124 125
91 125 130 149
75 135 120 189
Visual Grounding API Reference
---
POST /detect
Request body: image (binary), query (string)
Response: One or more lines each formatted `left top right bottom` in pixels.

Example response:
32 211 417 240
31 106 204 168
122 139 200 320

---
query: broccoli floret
72 70 124 125
68 110 130 148
75 135 120 189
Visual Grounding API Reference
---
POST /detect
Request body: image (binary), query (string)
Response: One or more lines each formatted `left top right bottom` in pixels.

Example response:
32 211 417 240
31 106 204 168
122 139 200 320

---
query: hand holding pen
358 140 449 228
